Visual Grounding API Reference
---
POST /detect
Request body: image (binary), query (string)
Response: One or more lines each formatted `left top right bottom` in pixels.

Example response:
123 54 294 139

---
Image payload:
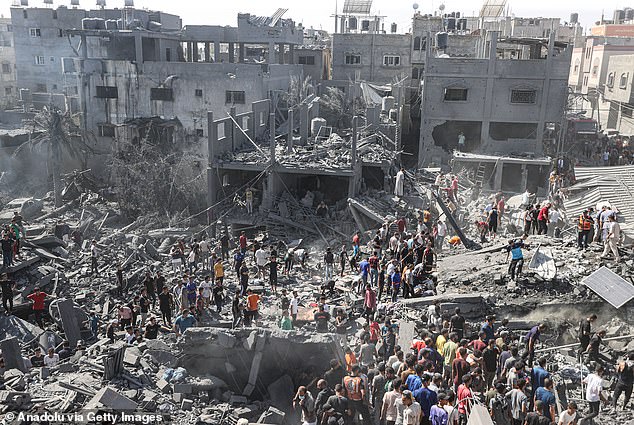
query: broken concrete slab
217 332 237 348
173 383 192 394
0 337 27 372
86 387 138 411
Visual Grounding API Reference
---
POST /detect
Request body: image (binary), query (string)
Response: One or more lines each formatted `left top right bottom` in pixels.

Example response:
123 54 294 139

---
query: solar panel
343 0 373 15
582 266 634 309
479 0 507 18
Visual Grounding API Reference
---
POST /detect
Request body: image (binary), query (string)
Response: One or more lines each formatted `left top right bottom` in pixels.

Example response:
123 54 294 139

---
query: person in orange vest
577 209 594 250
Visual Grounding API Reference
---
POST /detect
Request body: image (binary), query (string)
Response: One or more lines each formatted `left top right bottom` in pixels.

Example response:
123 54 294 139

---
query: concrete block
181 398 193 410
234 406 255 418
173 383 192 394
243 331 257 350
124 351 140 367
172 393 183 403
156 379 171 394
39 367 49 380
91 387 138 410
217 332 237 349
145 340 170 351
57 363 76 373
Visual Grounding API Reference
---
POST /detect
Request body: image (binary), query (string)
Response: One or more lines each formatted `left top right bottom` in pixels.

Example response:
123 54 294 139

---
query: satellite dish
439 3 446 11
413 3 419 10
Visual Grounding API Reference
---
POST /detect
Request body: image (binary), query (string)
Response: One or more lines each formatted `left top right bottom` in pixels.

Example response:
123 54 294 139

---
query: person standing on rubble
578 314 597 355
395 168 405 198
344 365 372 425
239 261 249 296
245 187 254 215
339 245 349 277
577 210 594 250
214 257 224 285
267 255 280 293
239 231 248 255
27 287 49 328
524 323 545 367
487 206 499 240
324 247 335 283
613 352 634 410
231 289 242 328
0 273 15 314
585 329 607 365
90 239 99 276
580 365 607 425
506 235 529 282
211 279 224 313
537 204 550 235
142 271 156 309
600 214 621 261
158 286 174 326
233 248 245 281
1 233 14 269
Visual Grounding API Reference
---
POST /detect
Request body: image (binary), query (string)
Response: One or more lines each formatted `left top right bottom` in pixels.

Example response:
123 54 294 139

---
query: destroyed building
0 17 17 110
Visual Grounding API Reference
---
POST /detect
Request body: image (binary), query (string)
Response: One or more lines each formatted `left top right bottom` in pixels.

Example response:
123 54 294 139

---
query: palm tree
15 106 88 207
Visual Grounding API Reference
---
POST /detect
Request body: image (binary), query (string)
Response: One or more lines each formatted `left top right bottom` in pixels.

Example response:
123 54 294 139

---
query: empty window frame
345 54 361 65
225 90 245 104
29 28 41 37
95 85 118 99
298 55 316 65
150 87 174 101
383 55 401 67
444 88 468 101
620 73 629 89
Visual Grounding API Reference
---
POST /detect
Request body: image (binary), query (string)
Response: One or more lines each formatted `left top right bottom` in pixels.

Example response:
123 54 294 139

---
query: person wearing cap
402 389 422 425
429 392 450 425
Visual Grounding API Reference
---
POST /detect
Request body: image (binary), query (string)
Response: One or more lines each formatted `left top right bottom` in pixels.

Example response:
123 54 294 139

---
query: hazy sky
0 0 629 33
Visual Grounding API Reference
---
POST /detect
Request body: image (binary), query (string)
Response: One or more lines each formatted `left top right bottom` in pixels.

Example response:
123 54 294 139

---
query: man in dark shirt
1 234 14 268
586 329 607 364
482 339 498 389
314 379 335 421
143 272 156 308
524 400 551 425
314 305 331 333
0 273 15 314
449 308 466 339
58 341 73 360
30 347 45 368
579 314 597 353
158 286 173 326
144 316 162 339
324 360 346 391
220 233 229 260
322 384 350 424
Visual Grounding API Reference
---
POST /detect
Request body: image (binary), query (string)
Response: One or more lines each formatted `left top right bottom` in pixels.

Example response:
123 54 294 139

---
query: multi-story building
602 55 634 134
419 32 572 168
9 5 181 99
0 18 17 109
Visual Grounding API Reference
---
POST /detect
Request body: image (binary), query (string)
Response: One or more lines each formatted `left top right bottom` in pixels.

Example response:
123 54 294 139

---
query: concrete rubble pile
0 162 632 425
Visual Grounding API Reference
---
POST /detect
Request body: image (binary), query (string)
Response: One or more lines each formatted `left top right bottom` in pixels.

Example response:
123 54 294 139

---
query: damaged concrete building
418 31 571 171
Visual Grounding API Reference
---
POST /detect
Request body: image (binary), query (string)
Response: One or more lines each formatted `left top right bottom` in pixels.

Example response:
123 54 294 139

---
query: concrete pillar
134 34 143 63
300 103 309 144
352 116 358 167
229 42 235 63
494 160 504 191
278 43 285 64
58 299 81 348
214 41 220 62
230 107 237 151
288 44 295 64
192 41 199 62
270 112 276 165
521 165 529 192
287 108 294 153
268 42 275 64
1 337 26 372
204 42 210 62
207 111 219 234
238 43 245 63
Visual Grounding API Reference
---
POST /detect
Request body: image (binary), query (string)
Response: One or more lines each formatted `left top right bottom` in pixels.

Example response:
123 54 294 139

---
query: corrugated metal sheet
582 266 634 308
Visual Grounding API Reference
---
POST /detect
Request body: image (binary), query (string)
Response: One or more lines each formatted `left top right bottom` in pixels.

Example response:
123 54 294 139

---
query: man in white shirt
395 168 405 197
581 366 606 424
436 221 447 251
255 247 268 279
601 215 621 261
200 276 213 308
401 390 422 425
198 239 209 270
389 234 400 256
558 402 578 425
43 348 59 367
290 290 299 322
